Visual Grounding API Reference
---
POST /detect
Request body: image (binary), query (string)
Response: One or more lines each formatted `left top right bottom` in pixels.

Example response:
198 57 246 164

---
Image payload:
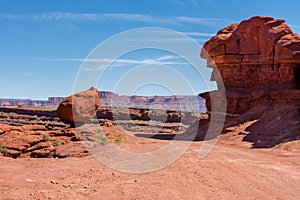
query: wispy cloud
172 0 198 6
184 32 215 37
36 12 173 24
122 37 208 43
37 55 187 71
85 55 188 71
0 12 227 27
176 16 225 26
23 72 35 76
172 0 215 6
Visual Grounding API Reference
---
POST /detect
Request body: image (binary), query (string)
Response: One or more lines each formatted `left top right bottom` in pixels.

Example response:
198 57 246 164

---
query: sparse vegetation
75 131 81 137
104 132 124 143
94 134 108 145
54 140 63 146
0 144 8 156
40 132 51 142
20 151 31 158
114 134 123 143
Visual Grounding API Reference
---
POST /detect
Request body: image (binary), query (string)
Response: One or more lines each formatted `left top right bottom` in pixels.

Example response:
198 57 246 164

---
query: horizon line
0 90 204 101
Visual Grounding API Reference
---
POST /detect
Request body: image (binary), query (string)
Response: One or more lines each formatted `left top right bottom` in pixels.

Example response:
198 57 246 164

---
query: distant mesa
0 91 206 115
100 92 206 113
198 16 300 147
0 97 65 107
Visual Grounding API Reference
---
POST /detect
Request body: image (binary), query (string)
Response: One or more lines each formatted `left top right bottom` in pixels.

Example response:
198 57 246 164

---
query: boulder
56 87 100 125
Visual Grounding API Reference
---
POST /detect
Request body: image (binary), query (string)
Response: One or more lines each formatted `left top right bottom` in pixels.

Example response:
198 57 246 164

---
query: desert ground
0 106 299 199
0 139 299 200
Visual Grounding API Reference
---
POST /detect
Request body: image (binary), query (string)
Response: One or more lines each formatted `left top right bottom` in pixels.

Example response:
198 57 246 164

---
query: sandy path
0 141 299 200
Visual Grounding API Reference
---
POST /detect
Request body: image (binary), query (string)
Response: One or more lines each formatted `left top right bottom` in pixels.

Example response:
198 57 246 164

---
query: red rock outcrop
0 109 127 159
57 87 100 125
0 124 88 158
129 108 151 121
198 16 300 147
201 16 300 64
200 16 300 114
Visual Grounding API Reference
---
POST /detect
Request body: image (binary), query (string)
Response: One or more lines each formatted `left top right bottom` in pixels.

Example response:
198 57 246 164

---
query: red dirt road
0 140 299 200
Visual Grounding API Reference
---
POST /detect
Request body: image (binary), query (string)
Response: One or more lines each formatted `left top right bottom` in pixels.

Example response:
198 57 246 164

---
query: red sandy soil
0 135 299 200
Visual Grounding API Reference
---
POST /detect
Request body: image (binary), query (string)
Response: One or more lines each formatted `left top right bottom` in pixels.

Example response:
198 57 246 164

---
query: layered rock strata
198 16 300 147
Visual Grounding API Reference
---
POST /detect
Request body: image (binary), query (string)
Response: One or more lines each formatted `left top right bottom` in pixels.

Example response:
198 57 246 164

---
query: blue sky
0 0 300 99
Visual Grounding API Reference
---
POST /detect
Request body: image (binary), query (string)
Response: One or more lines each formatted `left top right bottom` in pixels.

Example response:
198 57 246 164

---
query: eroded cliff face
200 16 300 114
201 17 300 64
197 16 300 147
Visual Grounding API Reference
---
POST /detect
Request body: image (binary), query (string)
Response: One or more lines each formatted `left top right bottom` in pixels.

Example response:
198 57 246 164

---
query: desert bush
40 132 51 142
0 144 8 156
54 140 63 146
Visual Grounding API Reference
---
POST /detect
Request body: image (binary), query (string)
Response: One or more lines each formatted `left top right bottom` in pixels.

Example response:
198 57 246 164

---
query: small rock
50 180 58 184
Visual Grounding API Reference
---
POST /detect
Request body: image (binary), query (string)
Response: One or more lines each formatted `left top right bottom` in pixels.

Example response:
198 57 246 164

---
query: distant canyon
0 91 206 113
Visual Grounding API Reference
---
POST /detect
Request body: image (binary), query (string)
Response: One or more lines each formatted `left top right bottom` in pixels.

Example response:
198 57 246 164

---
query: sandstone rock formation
0 123 87 158
198 16 300 147
57 87 100 125
129 108 151 121
0 107 127 159
96 108 114 120
166 111 182 123
0 107 67 130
